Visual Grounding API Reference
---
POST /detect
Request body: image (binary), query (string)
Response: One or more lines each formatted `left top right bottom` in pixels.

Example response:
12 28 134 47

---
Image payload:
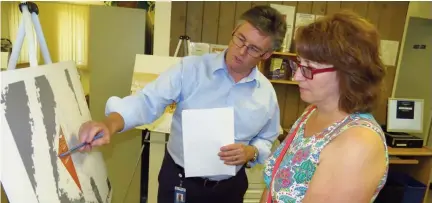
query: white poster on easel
1 61 112 203
132 54 182 133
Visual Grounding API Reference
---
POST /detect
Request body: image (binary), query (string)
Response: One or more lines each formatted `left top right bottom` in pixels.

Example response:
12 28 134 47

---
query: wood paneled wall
169 1 409 129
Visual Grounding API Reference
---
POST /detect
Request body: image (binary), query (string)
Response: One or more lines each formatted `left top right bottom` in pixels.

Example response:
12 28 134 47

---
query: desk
388 146 432 203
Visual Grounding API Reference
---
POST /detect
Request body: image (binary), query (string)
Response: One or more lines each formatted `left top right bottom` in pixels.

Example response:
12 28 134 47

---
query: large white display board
0 61 112 203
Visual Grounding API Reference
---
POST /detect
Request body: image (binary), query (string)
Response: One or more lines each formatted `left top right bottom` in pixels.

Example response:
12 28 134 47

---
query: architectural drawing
0 61 112 203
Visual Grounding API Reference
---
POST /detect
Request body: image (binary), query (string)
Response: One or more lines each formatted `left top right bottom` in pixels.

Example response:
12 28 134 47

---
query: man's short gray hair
237 5 287 51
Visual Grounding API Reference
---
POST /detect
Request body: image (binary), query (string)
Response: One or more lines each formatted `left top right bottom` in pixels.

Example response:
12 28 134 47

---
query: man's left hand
218 143 255 166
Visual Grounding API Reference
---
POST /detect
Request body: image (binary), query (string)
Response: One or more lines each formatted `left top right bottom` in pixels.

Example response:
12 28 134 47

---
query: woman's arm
260 188 268 203
302 127 387 203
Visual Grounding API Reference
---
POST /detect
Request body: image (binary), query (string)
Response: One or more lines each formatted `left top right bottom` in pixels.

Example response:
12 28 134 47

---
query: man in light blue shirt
78 5 287 203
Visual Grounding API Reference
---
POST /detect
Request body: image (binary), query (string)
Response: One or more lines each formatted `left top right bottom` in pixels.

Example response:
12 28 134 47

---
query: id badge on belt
174 173 186 203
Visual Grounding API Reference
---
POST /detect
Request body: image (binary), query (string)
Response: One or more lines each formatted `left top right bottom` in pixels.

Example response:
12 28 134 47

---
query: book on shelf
268 58 296 81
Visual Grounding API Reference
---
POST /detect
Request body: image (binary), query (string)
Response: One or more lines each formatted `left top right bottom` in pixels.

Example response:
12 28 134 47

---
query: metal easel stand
122 130 169 203
8 1 52 70
173 35 191 57
123 35 192 203
122 130 150 203
123 34 193 203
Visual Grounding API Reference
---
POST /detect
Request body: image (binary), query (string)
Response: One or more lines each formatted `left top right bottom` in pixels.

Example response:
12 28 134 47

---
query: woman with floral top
261 10 389 203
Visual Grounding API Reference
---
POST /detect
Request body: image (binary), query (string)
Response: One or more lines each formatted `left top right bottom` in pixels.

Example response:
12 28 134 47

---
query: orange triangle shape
58 128 82 192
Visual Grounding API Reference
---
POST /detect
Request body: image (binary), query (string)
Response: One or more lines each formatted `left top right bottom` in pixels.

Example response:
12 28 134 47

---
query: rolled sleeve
104 60 185 132
249 101 280 166
105 95 144 132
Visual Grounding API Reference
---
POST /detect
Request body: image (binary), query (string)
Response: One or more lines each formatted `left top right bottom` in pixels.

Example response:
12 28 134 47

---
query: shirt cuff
249 138 273 167
105 96 134 133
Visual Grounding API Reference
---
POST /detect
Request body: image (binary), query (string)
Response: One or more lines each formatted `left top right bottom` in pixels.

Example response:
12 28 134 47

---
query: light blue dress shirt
105 51 280 181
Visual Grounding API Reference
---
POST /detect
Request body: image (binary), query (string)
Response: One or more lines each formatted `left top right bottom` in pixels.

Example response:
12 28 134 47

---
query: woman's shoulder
330 113 388 158
345 113 385 135
324 122 388 166
326 112 388 159
337 124 385 147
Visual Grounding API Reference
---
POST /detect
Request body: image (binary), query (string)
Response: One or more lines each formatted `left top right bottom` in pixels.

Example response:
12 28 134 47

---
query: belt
166 151 245 189
173 163 226 188
172 161 245 189
188 176 222 188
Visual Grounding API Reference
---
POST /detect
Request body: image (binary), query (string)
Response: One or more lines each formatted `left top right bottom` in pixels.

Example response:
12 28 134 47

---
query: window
7 1 40 65
6 2 89 67
57 3 89 67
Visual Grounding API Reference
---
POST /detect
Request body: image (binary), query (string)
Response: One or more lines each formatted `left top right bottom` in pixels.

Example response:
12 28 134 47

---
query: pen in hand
58 132 104 157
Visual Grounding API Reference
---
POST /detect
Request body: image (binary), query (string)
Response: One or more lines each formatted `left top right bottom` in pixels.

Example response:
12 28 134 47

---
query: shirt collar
212 49 260 87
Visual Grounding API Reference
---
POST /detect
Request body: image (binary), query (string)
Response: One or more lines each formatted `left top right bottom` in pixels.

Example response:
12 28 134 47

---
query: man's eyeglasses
231 34 268 58
292 60 336 80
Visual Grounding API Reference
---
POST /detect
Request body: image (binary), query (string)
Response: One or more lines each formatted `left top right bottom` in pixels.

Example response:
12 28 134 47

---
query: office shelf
270 79 299 85
272 51 297 57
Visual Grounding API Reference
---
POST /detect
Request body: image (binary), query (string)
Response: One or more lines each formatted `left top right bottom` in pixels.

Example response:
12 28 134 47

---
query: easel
123 35 192 202
1 2 50 202
7 1 52 70
173 35 191 57
122 130 149 203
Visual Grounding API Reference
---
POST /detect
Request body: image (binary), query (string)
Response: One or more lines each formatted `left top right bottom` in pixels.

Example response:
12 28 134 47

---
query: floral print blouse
263 106 388 203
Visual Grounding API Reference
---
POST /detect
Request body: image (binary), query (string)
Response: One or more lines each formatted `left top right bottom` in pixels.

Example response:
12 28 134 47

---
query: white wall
406 1 432 19
146 2 172 203
153 1 171 56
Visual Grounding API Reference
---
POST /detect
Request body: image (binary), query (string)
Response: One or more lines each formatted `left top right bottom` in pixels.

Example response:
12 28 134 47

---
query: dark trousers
157 151 249 203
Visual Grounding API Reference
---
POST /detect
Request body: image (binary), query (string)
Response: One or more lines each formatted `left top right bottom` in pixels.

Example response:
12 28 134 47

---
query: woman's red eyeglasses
292 60 336 80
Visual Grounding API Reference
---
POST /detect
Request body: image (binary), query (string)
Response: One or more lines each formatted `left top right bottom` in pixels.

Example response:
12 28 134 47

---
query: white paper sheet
380 40 400 66
182 107 236 178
